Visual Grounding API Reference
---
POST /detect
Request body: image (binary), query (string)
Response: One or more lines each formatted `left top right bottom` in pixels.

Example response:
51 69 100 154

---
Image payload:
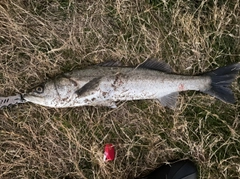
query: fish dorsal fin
98 60 122 67
158 92 179 109
139 59 173 73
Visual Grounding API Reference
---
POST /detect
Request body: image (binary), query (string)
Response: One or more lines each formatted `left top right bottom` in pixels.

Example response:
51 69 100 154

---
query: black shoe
138 159 197 179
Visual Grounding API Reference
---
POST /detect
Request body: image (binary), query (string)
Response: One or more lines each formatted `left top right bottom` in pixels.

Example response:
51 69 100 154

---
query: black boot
137 159 197 179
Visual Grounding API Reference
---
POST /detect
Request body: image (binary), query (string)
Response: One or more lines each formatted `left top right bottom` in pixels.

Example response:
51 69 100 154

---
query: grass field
0 0 240 178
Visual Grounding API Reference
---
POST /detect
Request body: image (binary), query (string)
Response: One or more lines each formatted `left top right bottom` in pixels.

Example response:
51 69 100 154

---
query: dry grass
0 0 240 178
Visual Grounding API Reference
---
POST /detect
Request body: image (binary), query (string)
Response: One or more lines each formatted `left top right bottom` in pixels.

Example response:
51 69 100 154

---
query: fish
22 59 240 109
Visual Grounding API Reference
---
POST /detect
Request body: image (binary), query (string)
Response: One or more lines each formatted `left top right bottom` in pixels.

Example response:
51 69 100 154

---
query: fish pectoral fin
139 59 173 73
158 92 179 109
75 77 102 97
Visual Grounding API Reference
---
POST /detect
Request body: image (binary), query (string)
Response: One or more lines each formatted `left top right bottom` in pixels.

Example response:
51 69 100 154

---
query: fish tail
203 63 240 103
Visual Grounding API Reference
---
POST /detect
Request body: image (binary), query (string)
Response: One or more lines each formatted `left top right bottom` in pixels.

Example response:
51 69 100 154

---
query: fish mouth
22 93 43 103
21 94 31 102
18 93 27 103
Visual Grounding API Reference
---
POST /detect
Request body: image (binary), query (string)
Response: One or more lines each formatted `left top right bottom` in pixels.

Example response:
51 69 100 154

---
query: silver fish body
23 60 240 108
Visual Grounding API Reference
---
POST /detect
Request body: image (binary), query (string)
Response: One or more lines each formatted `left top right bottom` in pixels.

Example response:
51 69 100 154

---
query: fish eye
35 85 44 94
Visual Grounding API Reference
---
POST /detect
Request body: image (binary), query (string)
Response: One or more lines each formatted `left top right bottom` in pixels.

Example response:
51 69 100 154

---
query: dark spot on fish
112 73 126 90
102 92 107 98
91 98 96 101
113 73 120 85
84 99 90 103
62 97 68 101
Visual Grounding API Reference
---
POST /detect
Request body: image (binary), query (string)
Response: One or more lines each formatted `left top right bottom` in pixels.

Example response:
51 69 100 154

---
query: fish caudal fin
203 63 240 103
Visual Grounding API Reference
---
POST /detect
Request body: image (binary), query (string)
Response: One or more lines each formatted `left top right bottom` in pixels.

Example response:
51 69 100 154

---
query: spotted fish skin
23 59 240 109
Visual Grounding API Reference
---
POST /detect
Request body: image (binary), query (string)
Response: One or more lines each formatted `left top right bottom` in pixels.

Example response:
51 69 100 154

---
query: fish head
23 81 59 107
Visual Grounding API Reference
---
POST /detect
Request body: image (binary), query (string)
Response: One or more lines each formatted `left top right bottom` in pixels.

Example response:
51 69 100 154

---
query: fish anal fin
105 101 117 108
139 59 173 73
75 77 101 97
158 92 179 109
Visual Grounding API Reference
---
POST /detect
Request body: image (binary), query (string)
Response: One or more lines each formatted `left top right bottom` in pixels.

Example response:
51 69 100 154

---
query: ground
0 0 240 178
